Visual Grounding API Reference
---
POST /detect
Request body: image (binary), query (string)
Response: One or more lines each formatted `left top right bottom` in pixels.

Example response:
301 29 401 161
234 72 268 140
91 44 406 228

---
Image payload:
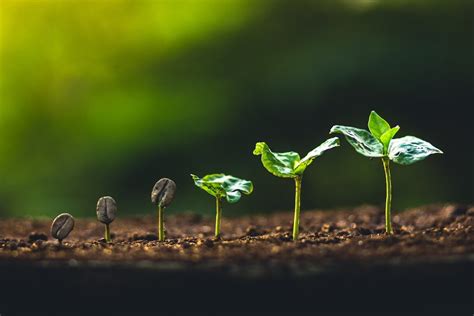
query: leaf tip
253 142 266 155
329 125 339 134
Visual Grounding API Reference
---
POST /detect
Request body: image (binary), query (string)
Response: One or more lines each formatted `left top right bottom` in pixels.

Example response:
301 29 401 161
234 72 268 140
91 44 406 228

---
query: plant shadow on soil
0 204 472 316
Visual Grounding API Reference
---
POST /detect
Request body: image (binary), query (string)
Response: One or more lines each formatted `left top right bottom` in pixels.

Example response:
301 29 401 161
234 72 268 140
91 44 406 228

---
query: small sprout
96 196 117 242
151 178 177 241
191 174 253 237
253 138 340 240
51 213 75 244
330 110 443 234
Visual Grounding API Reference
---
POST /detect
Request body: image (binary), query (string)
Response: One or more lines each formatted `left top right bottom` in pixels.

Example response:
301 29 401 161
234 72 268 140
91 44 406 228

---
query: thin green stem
158 205 165 241
104 223 111 242
382 157 393 234
215 197 222 237
292 176 302 240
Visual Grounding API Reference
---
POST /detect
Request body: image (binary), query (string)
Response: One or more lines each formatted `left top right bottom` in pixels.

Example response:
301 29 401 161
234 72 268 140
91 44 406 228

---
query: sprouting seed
96 196 117 242
51 213 75 244
151 178 176 241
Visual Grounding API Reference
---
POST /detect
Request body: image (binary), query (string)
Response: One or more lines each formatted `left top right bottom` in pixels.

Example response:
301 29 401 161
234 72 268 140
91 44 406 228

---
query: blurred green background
0 0 472 218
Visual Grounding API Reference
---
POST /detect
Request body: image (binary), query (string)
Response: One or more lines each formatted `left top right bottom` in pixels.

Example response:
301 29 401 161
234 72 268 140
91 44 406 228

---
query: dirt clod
28 232 48 243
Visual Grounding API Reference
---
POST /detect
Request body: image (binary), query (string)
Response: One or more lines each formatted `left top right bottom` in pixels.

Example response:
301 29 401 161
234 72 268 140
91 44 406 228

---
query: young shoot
51 213 75 245
253 138 340 240
96 196 117 242
191 174 253 238
330 110 443 234
151 178 176 241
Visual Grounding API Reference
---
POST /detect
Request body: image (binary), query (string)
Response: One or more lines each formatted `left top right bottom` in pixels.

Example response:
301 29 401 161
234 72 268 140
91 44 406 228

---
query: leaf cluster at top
330 111 443 165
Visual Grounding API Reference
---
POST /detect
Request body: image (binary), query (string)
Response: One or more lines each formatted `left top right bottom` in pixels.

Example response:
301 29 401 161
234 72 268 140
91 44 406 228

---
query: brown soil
0 204 472 316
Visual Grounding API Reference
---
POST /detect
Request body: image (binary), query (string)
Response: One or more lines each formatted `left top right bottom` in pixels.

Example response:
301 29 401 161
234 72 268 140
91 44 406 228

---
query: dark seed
51 213 75 242
96 196 117 224
245 225 265 237
144 233 158 241
151 178 176 208
356 227 372 236
28 232 48 243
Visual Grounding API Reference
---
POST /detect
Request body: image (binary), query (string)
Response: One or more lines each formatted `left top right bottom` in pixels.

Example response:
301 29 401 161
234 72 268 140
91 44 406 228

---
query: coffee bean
151 178 176 208
96 196 117 224
51 213 75 242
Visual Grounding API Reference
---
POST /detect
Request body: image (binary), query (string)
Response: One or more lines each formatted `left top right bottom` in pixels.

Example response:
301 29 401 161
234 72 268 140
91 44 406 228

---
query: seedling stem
215 197 222 237
382 157 393 234
158 205 164 241
253 139 339 240
105 223 111 242
293 176 302 240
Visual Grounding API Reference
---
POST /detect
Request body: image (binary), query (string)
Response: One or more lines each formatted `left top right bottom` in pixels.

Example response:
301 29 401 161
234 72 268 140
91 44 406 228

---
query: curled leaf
294 137 340 174
388 136 443 165
253 142 300 178
330 125 384 158
191 174 253 203
254 139 339 177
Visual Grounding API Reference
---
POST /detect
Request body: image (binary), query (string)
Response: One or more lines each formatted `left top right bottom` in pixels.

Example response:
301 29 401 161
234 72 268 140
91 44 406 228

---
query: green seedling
151 178 176 241
96 196 117 242
51 213 75 244
253 138 340 240
191 174 253 237
330 110 443 234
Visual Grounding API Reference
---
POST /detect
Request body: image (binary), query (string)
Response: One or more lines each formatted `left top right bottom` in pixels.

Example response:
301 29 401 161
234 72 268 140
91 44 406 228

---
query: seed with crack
151 178 176 241
51 213 75 242
151 178 176 207
96 196 117 224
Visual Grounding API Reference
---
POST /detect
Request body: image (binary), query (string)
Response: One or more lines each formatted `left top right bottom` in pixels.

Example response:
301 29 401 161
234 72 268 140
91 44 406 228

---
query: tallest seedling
331 111 443 234
253 138 340 240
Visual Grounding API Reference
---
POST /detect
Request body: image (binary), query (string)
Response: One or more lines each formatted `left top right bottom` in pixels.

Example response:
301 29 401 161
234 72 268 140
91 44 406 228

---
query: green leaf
253 139 339 177
330 125 384 158
368 111 391 139
380 125 400 153
191 174 253 203
253 142 300 178
388 136 443 165
294 137 340 174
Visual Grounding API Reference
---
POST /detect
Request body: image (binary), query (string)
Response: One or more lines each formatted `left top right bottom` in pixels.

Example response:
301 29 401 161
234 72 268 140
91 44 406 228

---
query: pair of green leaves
253 137 340 178
191 174 253 203
330 111 443 165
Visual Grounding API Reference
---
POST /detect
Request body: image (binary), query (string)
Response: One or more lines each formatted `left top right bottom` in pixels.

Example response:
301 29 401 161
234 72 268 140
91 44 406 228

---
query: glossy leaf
388 136 443 165
380 125 400 153
294 137 340 174
253 139 339 178
330 125 384 158
368 111 391 139
253 142 300 178
191 174 253 203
